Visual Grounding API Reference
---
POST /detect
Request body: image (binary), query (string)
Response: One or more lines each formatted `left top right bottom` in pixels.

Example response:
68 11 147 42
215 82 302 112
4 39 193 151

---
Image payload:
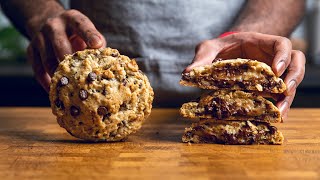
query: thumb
184 40 221 73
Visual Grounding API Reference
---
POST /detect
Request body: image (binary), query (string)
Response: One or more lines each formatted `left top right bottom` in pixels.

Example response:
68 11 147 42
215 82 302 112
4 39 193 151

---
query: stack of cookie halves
179 59 285 145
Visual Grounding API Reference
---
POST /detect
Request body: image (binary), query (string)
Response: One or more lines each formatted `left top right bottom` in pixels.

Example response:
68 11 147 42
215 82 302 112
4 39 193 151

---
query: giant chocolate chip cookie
49 48 154 141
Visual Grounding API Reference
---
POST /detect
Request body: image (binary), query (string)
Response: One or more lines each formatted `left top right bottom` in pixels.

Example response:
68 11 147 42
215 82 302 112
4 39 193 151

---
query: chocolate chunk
269 126 277 134
102 89 107 96
111 52 118 57
79 89 88 100
120 103 127 111
55 99 64 109
204 97 232 119
122 79 127 86
182 73 192 81
240 64 249 70
70 106 80 116
87 72 97 82
97 106 109 116
60 76 69 86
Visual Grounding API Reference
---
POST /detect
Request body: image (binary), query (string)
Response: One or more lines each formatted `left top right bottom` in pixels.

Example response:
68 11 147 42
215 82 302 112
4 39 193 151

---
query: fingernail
287 80 297 94
88 35 102 47
276 61 285 75
279 101 288 115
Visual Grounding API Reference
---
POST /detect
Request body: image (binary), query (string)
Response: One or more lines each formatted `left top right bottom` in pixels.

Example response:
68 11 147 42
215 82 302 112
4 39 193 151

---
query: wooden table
0 108 319 179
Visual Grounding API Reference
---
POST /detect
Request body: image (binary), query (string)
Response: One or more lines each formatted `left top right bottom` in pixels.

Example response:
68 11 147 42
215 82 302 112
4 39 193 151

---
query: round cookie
49 48 154 141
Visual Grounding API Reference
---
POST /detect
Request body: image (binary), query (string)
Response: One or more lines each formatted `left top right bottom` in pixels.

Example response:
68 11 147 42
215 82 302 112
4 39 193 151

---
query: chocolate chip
269 126 277 134
111 52 118 57
102 89 107 96
79 89 88 100
120 103 127 111
122 79 127 86
60 76 69 86
70 106 80 116
55 99 64 109
87 72 97 82
97 106 109 116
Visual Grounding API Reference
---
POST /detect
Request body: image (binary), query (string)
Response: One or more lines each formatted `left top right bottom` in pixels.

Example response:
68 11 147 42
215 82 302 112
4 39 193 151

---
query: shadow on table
0 129 125 144
132 116 191 143
0 116 192 144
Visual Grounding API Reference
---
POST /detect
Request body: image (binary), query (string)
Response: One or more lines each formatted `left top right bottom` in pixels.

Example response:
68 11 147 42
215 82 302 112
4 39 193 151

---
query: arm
0 0 64 39
0 0 106 92
231 0 305 36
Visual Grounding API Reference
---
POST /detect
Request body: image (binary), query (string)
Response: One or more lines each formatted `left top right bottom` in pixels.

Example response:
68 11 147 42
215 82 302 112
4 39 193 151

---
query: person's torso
70 0 245 106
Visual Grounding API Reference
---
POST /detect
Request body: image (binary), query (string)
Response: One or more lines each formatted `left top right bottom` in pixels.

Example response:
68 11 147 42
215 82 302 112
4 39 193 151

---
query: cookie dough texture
180 59 286 93
182 120 284 145
180 90 281 123
49 48 154 141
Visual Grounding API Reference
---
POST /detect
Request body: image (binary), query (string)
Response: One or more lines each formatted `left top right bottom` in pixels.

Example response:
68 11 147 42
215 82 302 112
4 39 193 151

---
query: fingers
33 33 58 76
184 40 222 72
271 37 292 77
27 45 51 93
63 9 106 48
42 18 73 61
276 50 305 120
277 89 296 121
283 50 306 96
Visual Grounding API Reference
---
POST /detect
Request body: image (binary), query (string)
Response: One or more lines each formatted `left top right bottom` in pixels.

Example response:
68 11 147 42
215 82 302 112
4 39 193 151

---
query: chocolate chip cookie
182 120 284 145
180 90 281 123
49 48 154 141
180 59 286 93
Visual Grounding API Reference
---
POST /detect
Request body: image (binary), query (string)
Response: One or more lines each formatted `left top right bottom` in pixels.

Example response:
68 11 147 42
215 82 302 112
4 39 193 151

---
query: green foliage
0 26 28 64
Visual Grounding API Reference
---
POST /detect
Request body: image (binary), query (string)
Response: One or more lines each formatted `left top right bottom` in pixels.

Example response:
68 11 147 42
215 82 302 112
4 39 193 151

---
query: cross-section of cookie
180 90 281 123
49 48 154 141
182 120 284 145
180 59 286 93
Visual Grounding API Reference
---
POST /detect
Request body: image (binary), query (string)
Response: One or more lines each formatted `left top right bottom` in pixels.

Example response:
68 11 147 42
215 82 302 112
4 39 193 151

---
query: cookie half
49 48 154 141
180 90 281 123
180 59 286 93
182 120 284 145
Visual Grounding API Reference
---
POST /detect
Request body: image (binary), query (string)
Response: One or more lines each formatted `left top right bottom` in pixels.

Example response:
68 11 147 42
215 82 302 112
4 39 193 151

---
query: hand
184 32 306 120
27 9 106 92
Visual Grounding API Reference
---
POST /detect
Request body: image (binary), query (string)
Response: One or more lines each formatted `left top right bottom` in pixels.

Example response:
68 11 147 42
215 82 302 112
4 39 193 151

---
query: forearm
0 0 64 39
230 0 305 36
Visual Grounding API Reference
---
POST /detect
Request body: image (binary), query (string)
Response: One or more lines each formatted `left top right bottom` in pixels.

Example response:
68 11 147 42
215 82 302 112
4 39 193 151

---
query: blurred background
0 0 319 107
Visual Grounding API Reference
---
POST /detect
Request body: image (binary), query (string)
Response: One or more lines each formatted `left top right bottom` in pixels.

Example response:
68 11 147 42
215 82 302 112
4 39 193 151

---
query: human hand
27 9 106 92
184 32 305 120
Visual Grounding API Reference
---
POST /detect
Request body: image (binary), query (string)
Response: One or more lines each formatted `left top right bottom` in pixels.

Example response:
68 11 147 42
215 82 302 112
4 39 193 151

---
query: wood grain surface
0 108 319 179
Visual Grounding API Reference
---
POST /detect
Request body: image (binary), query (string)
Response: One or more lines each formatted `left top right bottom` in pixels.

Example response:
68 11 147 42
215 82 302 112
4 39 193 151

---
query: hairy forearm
0 0 64 39
231 0 305 36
